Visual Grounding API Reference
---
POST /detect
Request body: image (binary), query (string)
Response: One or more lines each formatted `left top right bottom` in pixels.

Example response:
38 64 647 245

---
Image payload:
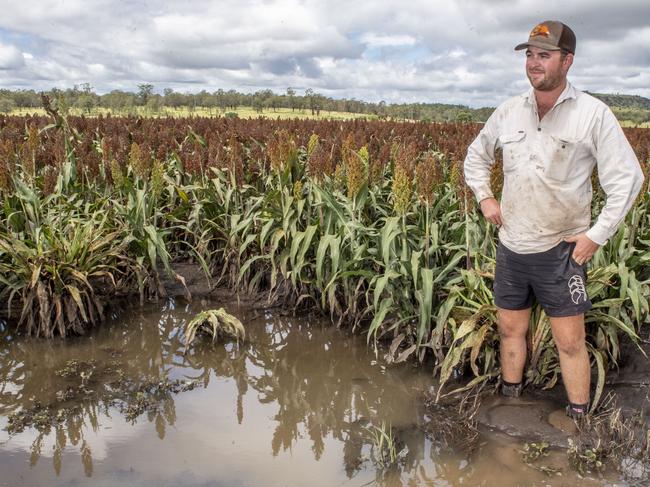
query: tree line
0 83 494 122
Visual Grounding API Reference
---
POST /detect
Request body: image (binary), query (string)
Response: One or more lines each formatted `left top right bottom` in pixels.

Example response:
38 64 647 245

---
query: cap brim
514 40 562 51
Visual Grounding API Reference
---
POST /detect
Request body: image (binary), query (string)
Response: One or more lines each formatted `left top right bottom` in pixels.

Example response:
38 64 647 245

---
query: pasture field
7 105 378 121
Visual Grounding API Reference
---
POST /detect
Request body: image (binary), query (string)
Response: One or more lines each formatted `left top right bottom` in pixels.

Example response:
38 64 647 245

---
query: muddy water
0 300 614 486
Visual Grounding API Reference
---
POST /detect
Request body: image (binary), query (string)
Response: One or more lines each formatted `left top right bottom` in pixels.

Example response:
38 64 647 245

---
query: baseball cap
514 20 576 54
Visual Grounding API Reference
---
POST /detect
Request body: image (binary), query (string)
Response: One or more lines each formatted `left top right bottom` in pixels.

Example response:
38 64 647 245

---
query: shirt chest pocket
537 134 582 182
498 131 526 173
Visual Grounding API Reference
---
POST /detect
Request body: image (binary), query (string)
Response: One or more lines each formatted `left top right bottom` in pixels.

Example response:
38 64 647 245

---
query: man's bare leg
549 314 590 405
497 307 531 383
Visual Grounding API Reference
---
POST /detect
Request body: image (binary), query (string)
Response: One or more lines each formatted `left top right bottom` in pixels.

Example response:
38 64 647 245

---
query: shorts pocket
569 254 583 269
564 242 583 269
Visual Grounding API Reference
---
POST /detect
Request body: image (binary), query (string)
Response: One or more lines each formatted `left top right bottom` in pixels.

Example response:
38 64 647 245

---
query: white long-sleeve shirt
464 81 645 254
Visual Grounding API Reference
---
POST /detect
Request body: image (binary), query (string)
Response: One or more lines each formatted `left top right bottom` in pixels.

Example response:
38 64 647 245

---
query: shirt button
537 127 541 131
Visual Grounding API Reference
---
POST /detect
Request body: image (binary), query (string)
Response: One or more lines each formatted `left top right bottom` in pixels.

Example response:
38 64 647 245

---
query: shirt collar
523 80 577 107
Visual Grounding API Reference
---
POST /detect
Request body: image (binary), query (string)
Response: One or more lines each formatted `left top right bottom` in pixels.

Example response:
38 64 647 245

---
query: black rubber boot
498 378 523 398
565 402 589 421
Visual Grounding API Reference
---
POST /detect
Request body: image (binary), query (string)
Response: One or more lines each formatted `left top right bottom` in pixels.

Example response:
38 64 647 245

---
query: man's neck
534 80 567 113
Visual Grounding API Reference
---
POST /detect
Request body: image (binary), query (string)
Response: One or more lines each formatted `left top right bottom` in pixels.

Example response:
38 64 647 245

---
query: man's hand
564 233 599 265
480 197 503 227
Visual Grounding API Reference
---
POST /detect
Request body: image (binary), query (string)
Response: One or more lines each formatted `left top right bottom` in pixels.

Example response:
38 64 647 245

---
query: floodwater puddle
0 299 631 486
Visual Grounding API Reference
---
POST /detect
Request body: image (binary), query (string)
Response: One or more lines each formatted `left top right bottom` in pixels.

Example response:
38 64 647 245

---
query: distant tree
0 85 513 123
0 97 16 113
268 95 282 111
75 93 98 114
456 110 473 123
201 91 218 115
312 93 326 116
252 95 264 113
226 90 239 110
162 88 174 110
305 88 315 115
195 90 210 108
77 82 93 94
287 87 297 111
137 83 154 106
377 100 387 119
146 95 162 113
101 90 136 111
215 89 228 111
69 83 97 113
163 88 186 109
11 89 40 108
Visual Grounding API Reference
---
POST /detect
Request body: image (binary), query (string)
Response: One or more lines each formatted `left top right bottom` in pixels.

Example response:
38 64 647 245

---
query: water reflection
181 305 439 482
0 299 442 483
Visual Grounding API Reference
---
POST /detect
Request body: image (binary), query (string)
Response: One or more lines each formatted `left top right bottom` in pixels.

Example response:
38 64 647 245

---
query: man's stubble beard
527 65 565 92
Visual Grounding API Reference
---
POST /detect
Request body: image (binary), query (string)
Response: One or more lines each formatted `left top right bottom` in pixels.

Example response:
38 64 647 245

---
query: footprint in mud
547 408 578 435
478 395 573 447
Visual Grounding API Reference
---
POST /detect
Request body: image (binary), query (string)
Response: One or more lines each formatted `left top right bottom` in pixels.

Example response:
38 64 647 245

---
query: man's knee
554 335 586 357
550 315 586 356
497 307 530 338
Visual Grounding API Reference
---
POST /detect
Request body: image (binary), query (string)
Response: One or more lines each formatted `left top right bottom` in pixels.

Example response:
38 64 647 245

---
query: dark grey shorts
494 241 592 317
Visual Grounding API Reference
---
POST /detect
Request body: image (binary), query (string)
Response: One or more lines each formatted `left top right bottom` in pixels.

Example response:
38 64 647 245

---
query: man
463 20 644 418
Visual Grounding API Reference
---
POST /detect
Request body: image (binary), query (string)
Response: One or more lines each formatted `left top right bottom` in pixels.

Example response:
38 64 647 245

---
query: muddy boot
498 378 523 398
565 402 589 425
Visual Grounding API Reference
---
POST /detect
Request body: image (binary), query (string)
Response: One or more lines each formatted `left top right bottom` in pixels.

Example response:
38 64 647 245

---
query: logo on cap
530 24 551 38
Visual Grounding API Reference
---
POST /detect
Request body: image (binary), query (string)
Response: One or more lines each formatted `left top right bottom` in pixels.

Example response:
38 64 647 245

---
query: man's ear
563 53 574 71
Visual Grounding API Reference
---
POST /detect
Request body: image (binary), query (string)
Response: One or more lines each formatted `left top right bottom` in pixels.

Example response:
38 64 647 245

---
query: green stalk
400 214 407 263
463 192 472 270
425 203 430 269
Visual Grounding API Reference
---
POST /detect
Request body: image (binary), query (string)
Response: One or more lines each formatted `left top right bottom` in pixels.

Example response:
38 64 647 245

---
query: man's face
525 46 572 91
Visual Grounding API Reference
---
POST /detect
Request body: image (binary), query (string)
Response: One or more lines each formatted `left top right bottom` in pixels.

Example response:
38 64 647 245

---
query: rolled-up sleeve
585 108 645 245
463 113 499 203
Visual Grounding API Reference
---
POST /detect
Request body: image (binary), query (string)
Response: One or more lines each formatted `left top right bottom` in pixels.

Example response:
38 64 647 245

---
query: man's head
516 21 576 92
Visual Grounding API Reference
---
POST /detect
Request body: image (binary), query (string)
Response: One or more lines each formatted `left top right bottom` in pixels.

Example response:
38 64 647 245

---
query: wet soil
478 328 650 428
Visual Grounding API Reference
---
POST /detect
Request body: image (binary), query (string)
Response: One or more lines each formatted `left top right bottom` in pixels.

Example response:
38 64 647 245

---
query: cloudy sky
0 0 648 107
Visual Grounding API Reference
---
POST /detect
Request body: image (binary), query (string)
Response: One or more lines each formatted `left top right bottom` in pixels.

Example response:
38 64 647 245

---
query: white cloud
0 42 25 69
448 48 467 59
360 33 418 47
0 0 647 106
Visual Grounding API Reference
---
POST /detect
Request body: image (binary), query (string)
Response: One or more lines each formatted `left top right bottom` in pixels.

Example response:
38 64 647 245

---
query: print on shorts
568 274 587 304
